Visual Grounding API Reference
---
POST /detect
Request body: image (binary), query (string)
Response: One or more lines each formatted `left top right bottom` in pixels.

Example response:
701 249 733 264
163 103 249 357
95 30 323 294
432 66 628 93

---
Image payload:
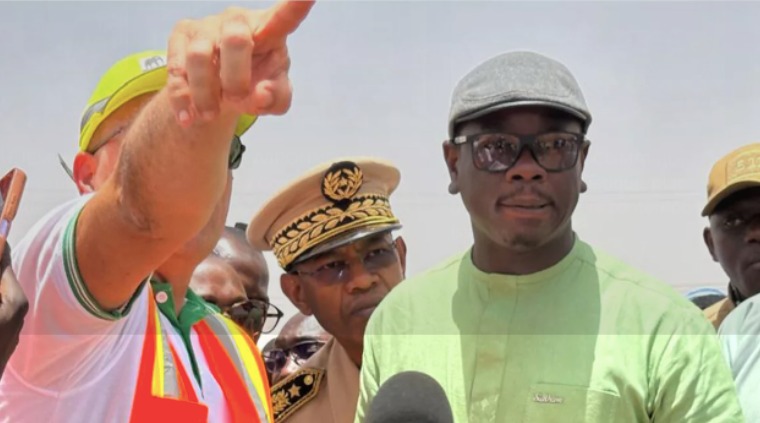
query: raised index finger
255 0 315 41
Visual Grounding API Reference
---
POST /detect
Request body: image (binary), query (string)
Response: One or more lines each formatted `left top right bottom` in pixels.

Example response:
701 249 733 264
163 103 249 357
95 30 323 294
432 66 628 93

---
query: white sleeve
718 298 757 371
8 195 147 389
718 297 760 422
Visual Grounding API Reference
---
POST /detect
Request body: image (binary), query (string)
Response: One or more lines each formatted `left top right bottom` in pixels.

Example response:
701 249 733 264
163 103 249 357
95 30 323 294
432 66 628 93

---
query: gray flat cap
448 51 592 137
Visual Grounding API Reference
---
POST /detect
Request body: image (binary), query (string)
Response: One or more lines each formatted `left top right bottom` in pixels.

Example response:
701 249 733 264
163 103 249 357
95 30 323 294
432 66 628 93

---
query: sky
2 1 760 345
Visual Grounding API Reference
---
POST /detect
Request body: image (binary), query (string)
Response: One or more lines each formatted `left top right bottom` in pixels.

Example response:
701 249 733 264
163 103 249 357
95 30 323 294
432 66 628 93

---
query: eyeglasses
89 126 128 153
223 299 283 335
290 242 398 285
450 131 586 173
263 340 326 375
228 135 246 170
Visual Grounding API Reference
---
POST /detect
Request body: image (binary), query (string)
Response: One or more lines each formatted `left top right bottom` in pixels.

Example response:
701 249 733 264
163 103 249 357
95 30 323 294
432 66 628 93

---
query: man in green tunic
355 51 744 422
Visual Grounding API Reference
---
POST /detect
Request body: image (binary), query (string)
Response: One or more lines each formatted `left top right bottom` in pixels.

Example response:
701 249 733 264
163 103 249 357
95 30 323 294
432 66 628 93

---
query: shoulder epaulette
271 368 325 422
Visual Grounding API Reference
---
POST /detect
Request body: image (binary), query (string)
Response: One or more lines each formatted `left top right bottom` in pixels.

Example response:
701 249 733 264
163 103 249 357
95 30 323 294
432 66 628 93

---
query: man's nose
276 357 301 383
746 216 760 244
504 149 546 182
344 260 378 293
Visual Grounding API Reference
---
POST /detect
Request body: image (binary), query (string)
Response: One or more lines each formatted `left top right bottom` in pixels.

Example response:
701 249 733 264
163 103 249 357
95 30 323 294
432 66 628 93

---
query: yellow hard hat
79 50 257 152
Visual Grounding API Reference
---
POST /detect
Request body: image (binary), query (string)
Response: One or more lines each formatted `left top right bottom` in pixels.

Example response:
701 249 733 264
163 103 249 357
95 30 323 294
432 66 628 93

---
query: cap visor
702 180 760 216
292 222 402 265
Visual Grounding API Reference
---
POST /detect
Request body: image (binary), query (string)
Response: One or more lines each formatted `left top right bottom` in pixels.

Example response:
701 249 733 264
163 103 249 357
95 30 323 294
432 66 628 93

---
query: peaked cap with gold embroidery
248 157 402 269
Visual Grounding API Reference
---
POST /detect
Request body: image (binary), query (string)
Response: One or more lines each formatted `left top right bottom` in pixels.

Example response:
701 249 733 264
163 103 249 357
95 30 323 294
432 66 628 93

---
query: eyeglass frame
221 298 284 335
449 131 589 173
287 236 400 285
228 135 246 170
263 339 327 374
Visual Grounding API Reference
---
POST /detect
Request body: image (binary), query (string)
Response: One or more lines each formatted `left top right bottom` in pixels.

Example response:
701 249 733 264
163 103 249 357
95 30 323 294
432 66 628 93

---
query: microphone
366 371 454 423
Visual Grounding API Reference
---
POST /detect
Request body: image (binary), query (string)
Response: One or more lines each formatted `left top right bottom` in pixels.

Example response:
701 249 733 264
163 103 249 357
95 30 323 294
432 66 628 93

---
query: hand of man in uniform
0 243 28 378
166 0 315 126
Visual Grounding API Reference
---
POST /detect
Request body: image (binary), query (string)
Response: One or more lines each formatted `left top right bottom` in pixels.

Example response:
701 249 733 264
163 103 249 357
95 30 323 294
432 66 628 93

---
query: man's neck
337 338 362 369
728 282 754 306
471 228 575 275
155 258 197 315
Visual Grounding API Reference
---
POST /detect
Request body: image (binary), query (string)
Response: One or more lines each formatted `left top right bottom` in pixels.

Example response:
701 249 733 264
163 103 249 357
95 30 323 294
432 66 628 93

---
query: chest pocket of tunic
521 383 620 423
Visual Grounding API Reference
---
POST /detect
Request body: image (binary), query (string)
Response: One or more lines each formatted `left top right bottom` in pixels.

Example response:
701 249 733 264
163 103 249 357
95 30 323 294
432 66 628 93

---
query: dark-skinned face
190 229 270 340
267 314 331 385
443 106 588 256
705 187 760 300
281 232 407 366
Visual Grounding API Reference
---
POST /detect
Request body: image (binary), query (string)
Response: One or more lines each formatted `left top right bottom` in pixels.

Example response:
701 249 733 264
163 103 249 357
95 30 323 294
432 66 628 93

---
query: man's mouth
497 196 550 209
351 305 377 318
348 299 382 317
746 259 760 270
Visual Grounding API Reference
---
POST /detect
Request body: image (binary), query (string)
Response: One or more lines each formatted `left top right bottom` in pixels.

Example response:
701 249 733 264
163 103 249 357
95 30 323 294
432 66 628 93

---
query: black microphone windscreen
366 371 454 423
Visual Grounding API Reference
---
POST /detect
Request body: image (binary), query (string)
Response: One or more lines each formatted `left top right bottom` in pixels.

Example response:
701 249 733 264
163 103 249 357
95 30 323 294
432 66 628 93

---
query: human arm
75 1 315 313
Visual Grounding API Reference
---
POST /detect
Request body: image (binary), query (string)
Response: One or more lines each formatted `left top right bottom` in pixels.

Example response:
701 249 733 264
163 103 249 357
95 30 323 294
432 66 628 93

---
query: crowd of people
1 1 759 422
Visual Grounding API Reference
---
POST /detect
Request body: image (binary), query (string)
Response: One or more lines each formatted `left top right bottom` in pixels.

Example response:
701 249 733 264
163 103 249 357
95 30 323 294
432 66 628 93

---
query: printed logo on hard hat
140 55 167 72
321 161 364 209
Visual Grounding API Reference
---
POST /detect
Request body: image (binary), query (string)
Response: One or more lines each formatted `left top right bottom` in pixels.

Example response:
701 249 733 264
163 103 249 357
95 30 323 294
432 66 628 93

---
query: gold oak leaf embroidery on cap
271 161 399 268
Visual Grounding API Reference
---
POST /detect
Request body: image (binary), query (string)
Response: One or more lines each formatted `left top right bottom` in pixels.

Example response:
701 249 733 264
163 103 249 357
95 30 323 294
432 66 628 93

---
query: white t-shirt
719 295 760 423
0 196 232 423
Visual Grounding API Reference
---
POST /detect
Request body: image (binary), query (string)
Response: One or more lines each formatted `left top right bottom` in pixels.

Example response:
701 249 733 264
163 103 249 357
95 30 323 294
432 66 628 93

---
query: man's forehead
192 257 238 288
276 314 327 346
206 234 269 301
214 234 262 260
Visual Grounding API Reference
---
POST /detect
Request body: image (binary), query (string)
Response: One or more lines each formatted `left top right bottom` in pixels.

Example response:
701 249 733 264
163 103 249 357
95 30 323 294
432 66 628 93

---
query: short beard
504 233 542 251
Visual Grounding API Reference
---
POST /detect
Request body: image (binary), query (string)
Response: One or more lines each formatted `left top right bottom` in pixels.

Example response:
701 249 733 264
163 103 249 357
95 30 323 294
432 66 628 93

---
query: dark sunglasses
263 340 326 375
289 241 398 285
228 135 246 170
223 299 283 335
450 131 586 173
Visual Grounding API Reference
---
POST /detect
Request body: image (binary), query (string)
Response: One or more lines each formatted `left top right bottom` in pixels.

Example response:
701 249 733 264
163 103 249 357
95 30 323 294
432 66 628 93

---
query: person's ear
281 273 313 315
394 236 408 277
704 227 718 262
73 152 97 194
443 141 461 195
579 140 591 194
